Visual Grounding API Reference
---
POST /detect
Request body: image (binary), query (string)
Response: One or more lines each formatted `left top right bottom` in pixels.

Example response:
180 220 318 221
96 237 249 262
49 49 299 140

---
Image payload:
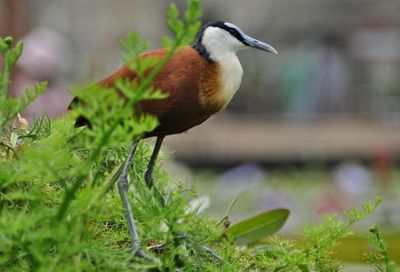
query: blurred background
1 0 400 266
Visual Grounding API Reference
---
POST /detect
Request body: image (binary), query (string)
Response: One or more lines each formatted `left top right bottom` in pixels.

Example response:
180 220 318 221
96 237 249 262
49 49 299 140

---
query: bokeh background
1 0 400 267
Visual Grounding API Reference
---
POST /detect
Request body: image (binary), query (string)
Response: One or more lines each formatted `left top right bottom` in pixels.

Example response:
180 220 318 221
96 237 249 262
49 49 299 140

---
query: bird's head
193 21 277 62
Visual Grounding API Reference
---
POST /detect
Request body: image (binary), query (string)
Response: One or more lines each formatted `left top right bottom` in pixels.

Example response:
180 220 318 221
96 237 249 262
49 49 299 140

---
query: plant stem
0 54 11 101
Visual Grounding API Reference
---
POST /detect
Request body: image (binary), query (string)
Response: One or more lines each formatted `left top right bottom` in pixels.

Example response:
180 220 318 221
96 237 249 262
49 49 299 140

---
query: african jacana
74 21 277 259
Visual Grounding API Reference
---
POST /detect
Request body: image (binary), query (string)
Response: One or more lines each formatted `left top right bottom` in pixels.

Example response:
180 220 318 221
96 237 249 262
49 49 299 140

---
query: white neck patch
202 27 245 106
202 27 245 62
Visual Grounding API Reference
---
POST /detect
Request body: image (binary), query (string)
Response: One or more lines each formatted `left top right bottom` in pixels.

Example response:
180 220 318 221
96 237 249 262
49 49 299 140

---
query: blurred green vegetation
336 233 400 263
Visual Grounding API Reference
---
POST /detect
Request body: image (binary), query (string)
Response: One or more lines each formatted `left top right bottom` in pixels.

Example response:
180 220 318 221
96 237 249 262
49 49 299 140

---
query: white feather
202 27 245 106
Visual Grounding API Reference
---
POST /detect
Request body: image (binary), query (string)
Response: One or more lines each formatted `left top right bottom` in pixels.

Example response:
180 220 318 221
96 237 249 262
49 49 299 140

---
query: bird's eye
228 29 238 36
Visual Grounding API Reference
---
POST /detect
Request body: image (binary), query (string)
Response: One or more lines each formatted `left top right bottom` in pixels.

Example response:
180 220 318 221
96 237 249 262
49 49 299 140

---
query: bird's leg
143 138 223 262
144 136 166 205
118 141 154 261
144 136 164 188
118 141 139 248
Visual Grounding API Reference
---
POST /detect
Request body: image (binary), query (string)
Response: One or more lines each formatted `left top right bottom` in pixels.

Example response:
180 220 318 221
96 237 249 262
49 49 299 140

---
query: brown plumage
75 46 224 138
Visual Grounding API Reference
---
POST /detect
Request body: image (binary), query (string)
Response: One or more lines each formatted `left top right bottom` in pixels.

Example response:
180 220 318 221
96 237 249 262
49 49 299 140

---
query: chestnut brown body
91 46 224 138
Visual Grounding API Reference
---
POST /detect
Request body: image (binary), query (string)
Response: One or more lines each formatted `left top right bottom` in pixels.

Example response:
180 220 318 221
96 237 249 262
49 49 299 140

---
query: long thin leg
144 136 166 205
118 141 154 260
142 137 223 262
144 136 164 189
118 141 139 248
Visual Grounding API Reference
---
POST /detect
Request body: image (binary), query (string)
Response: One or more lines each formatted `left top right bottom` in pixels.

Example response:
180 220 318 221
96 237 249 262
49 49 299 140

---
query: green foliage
0 0 391 271
256 197 381 272
364 224 400 272
0 37 47 128
225 209 289 246
0 37 23 99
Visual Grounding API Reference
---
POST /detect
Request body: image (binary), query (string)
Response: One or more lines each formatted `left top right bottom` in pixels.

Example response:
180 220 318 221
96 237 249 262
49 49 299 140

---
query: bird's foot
177 232 223 262
200 245 224 262
146 233 223 262
133 247 161 264
125 245 161 264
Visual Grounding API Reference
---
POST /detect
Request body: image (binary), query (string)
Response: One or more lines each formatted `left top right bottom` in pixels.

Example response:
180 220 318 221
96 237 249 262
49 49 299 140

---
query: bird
72 21 277 259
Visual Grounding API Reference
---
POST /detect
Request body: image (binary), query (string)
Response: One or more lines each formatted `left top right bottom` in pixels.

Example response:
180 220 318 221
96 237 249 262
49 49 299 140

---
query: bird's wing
69 48 168 112
98 48 169 88
71 46 216 134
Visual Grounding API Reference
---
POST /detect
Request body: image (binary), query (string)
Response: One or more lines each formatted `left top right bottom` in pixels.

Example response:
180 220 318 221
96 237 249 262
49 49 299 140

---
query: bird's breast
198 53 243 111
217 54 243 107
